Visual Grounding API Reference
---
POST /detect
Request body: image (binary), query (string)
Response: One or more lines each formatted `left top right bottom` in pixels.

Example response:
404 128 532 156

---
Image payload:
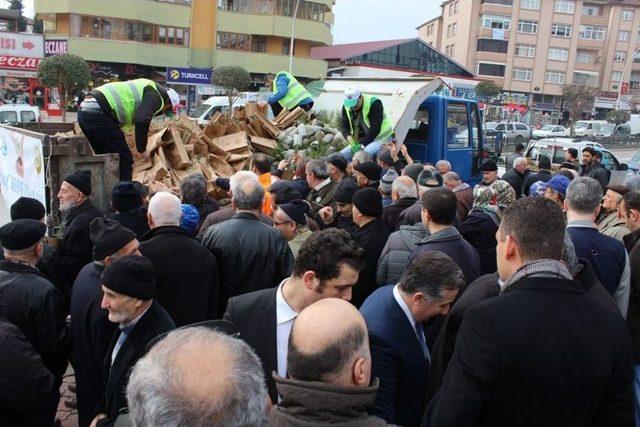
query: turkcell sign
166 67 212 85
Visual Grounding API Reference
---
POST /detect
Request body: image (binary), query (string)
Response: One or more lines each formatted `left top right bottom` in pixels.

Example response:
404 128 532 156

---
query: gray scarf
501 259 572 293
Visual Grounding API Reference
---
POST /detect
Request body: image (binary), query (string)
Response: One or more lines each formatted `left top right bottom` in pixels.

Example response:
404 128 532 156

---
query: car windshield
600 124 615 133
631 151 640 163
189 104 211 118
485 122 498 130
541 125 555 131
575 121 589 129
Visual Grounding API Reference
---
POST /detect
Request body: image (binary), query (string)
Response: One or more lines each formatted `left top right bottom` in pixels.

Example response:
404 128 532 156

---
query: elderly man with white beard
54 170 103 285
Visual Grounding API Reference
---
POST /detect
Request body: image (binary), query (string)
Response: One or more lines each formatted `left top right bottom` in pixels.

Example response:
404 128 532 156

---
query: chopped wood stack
128 103 307 198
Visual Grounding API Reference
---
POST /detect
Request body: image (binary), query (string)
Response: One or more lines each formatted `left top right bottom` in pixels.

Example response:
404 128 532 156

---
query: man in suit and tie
90 256 175 427
224 228 365 403
360 251 464 427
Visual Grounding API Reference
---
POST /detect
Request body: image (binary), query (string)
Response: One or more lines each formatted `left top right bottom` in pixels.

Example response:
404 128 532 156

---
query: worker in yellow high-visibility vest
340 88 394 162
77 79 180 181
265 71 314 117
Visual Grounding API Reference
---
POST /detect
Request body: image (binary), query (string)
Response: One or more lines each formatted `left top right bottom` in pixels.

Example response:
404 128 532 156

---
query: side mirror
619 163 629 171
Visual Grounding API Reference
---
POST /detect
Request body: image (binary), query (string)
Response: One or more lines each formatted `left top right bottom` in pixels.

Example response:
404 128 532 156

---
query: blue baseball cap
543 175 570 197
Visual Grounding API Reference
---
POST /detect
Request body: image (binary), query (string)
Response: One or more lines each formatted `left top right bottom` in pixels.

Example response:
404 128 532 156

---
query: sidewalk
57 366 78 427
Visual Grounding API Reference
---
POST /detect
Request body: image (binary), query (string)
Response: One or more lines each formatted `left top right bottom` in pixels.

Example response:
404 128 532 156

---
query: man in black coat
55 170 104 285
0 219 70 425
140 191 219 326
71 217 140 427
522 156 553 196
203 172 293 316
381 175 418 232
351 187 390 307
500 157 530 198
108 182 149 239
424 197 633 427
92 256 175 427
580 147 609 192
224 229 365 403
0 319 57 427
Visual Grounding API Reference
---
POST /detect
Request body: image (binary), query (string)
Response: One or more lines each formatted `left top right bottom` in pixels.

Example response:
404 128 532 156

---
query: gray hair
513 157 528 167
352 150 373 167
436 160 451 170
392 177 418 199
127 327 269 427
566 177 603 215
443 171 461 184
231 171 264 211
562 233 580 277
306 159 330 180
180 174 207 207
148 192 182 227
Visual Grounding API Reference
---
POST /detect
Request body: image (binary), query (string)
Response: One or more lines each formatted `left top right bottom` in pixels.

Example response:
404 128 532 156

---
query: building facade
35 0 333 85
419 0 640 113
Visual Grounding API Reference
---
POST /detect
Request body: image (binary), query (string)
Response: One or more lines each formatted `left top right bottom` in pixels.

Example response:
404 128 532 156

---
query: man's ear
505 234 518 261
352 357 369 386
302 270 317 291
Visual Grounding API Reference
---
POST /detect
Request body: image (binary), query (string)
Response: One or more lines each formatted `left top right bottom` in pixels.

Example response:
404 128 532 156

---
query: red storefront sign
0 55 42 71
621 82 630 95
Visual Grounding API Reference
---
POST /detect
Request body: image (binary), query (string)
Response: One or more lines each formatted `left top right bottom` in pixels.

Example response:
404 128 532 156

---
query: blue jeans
635 365 640 426
340 140 385 162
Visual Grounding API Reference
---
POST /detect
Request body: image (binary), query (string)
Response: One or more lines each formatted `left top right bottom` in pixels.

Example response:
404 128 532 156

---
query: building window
554 0 575 14
575 49 598 64
573 71 599 86
579 25 606 40
621 10 634 20
480 14 511 30
545 71 566 84
477 62 506 77
512 68 533 81
157 26 190 46
614 51 627 62
548 47 568 61
450 44 455 56
550 24 571 37
582 4 600 16
282 40 290 54
520 0 540 10
218 0 328 23
515 43 535 57
447 23 457 37
477 38 509 53
216 31 251 50
70 15 158 44
518 20 538 34
455 1 459 13
612 71 623 82
480 0 512 4
619 31 630 42
251 35 266 52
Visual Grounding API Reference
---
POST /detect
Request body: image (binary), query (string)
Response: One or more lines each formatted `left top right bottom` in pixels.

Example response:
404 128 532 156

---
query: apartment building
419 0 640 111
35 0 333 83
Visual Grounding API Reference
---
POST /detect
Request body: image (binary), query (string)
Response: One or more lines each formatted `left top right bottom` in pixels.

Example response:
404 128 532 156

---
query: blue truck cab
403 95 486 185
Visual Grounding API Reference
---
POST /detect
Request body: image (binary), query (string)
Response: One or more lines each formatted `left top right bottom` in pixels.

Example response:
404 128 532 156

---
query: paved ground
57 367 78 426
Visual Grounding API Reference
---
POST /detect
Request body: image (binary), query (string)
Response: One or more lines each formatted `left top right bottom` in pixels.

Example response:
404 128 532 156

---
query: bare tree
561 84 599 136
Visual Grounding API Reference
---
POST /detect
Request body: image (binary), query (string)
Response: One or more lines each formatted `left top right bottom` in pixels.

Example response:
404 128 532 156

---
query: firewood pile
128 103 309 197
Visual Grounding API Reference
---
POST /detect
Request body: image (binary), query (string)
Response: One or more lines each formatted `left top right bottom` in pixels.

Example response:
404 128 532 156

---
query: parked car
525 138 622 172
492 122 531 141
573 120 607 137
0 104 40 124
594 123 631 139
532 125 570 139
626 150 640 173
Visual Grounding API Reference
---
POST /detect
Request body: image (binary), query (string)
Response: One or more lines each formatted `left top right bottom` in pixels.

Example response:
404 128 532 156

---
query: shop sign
166 67 213 85
498 91 529 106
597 91 618 101
0 69 37 78
0 55 42 71
44 40 68 57
455 87 477 100
87 62 154 79
0 33 43 59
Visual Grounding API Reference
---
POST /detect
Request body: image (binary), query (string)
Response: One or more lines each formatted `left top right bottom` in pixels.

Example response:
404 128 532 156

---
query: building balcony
35 0 191 27
67 37 190 68
479 2 513 14
576 38 606 50
477 27 510 41
579 14 608 26
214 49 327 79
572 62 602 73
217 10 332 46
475 51 508 62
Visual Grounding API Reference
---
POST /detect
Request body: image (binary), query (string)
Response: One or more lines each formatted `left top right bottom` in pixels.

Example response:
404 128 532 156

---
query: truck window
552 147 566 164
21 111 36 122
528 146 539 159
0 111 17 123
446 103 470 149
601 151 619 170
470 104 482 176
495 124 505 131
516 124 527 130
406 108 430 141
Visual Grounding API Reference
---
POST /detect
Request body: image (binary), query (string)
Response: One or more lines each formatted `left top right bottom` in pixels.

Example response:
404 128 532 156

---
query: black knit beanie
64 170 92 196
101 255 155 300
352 187 383 217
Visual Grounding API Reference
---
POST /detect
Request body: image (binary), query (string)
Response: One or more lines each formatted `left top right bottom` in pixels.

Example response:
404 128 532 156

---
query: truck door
444 101 479 183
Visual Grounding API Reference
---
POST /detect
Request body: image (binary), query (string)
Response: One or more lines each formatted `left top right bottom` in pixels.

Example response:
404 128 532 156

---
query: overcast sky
12 0 441 46
332 0 441 44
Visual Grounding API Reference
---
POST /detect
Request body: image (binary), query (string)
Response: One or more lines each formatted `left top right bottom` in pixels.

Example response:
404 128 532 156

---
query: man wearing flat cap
273 199 314 259
91 255 175 427
478 159 499 187
598 184 631 241
326 152 349 183
0 218 70 425
71 217 140 427
353 161 382 190
317 178 359 233
351 187 390 307
55 170 104 285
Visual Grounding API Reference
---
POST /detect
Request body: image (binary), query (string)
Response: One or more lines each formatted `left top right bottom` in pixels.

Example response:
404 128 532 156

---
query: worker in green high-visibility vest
77 78 180 181
340 88 394 162
265 71 314 117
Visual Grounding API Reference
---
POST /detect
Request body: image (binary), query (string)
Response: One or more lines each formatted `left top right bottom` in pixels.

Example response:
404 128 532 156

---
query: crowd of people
2 141 640 427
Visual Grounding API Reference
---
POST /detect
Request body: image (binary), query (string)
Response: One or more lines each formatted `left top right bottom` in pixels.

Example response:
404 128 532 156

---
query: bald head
127 327 269 426
287 298 371 387
392 175 418 200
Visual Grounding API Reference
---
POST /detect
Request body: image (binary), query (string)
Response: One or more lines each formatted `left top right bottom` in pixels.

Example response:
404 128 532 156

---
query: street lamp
617 46 640 109
289 0 301 73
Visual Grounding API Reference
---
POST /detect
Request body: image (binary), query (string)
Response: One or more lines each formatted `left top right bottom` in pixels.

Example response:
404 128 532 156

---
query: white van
627 114 640 136
189 97 236 125
573 120 607 137
525 137 621 171
0 104 40 124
